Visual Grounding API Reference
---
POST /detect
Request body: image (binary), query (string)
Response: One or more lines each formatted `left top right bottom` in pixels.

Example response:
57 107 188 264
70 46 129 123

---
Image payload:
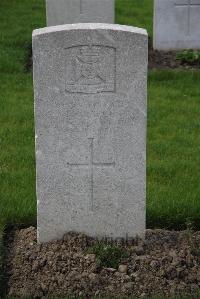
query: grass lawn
0 0 199 229
116 0 153 37
0 0 200 232
148 70 200 229
0 0 200 296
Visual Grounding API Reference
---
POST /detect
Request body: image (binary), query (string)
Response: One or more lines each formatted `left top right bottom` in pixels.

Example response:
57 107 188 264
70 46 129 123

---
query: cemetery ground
0 0 200 298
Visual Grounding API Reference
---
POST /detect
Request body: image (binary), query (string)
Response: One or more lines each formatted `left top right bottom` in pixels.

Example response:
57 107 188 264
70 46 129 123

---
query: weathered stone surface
33 23 148 243
46 0 114 26
154 0 200 50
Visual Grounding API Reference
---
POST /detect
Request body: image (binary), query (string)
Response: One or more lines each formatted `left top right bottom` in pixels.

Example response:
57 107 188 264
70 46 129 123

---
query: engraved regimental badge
65 45 116 94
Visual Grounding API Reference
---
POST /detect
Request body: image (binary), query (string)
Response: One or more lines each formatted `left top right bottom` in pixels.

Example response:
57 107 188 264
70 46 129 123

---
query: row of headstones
46 0 200 50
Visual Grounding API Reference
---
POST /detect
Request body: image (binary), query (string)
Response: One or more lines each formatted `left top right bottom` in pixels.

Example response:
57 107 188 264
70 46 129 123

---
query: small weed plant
87 243 127 268
176 50 200 65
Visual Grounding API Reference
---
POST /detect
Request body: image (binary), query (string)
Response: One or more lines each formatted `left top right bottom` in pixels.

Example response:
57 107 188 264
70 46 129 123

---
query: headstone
46 0 115 26
154 0 200 50
33 23 148 243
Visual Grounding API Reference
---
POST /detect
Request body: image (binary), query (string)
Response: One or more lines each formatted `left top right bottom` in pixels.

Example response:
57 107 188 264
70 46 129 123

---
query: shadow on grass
24 42 32 73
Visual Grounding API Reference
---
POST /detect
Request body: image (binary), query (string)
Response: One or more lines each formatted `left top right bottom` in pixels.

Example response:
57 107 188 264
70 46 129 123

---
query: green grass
148 70 200 229
0 0 200 297
0 0 45 74
147 71 200 229
0 0 45 226
0 0 200 233
0 74 36 225
116 0 153 37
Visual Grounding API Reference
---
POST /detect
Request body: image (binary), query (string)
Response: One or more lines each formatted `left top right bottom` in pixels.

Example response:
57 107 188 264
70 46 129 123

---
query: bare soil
4 227 200 298
148 46 200 70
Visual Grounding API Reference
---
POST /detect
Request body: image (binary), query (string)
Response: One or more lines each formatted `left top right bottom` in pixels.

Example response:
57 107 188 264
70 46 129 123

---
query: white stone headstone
33 23 148 243
46 0 115 26
154 0 200 50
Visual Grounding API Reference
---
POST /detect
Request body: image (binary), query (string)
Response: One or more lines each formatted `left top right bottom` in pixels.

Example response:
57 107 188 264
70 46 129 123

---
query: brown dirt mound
5 227 200 298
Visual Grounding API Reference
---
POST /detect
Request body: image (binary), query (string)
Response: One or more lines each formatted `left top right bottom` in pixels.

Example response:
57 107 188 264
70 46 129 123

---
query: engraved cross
67 138 115 212
174 0 200 35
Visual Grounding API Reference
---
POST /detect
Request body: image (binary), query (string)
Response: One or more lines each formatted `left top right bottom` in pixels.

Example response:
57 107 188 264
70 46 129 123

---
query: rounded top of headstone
33 23 147 37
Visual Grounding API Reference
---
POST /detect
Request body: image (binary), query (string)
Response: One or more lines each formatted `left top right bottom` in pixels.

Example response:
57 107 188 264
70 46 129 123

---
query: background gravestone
33 23 148 243
46 0 115 26
154 0 200 50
